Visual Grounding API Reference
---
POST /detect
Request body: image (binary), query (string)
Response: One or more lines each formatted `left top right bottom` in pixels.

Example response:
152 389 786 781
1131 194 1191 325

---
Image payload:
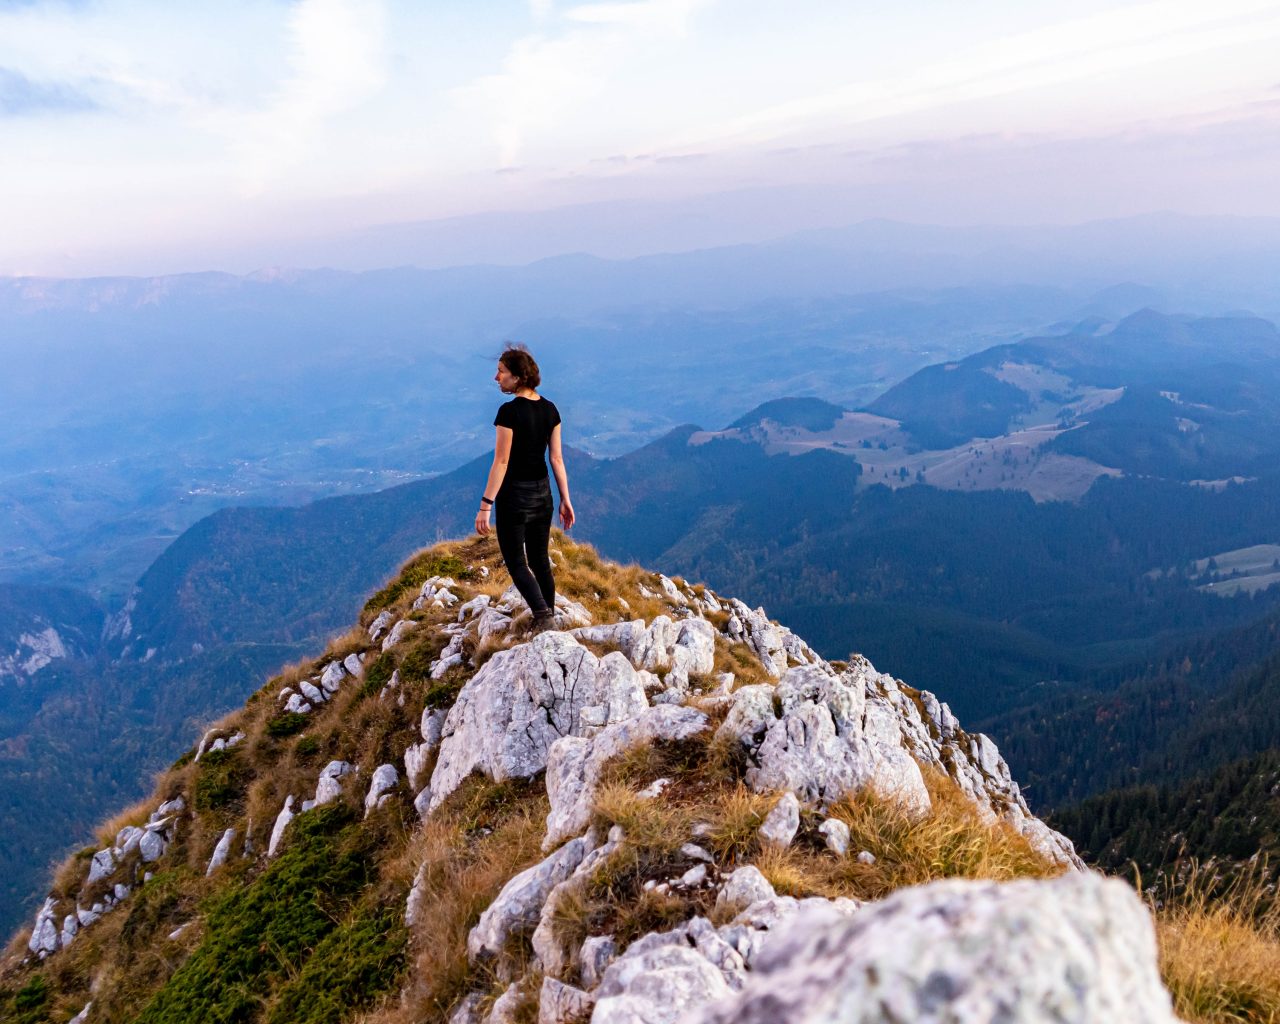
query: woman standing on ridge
476 345 575 633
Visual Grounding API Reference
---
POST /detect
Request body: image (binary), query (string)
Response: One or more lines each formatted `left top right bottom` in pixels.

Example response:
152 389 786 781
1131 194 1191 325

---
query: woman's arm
476 426 513 536
548 423 575 529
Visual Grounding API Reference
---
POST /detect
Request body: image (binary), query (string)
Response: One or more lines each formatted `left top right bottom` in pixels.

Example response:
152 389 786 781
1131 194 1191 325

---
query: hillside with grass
2 536 1276 1023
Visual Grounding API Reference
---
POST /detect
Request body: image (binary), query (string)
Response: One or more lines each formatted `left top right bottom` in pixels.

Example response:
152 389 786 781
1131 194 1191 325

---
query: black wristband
480 496 494 507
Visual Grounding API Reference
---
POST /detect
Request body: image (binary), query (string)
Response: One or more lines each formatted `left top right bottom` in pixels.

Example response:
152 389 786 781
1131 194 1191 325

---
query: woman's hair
499 344 541 388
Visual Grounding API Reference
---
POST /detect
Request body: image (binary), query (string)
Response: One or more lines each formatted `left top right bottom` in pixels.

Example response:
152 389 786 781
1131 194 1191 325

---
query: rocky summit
2 535 1183 1024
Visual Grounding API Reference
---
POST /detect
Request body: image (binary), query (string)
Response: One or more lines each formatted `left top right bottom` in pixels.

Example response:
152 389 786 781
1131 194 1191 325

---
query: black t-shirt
494 396 561 481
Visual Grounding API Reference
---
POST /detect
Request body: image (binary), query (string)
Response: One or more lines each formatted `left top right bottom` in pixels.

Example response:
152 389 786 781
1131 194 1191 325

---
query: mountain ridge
9 535 1158 1024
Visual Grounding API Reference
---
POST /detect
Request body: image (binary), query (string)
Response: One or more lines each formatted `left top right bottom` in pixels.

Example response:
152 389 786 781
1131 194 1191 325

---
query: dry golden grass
712 636 774 689
379 776 550 1024
1154 862 1280 1024
819 770 1059 900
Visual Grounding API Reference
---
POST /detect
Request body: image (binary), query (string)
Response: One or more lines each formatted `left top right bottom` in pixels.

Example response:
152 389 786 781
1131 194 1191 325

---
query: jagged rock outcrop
543 704 708 849
427 632 650 814
686 873 1180 1024
19 541 1149 1024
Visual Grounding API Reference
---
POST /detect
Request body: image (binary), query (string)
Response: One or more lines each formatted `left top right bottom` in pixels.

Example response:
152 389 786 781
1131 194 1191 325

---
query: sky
2 0 1280 276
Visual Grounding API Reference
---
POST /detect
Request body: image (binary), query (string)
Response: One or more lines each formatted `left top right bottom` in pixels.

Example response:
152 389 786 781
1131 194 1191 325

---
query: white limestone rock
319 660 346 693
539 976 594 1024
656 575 687 605
300 680 326 705
60 914 78 948
428 633 651 814
688 873 1180 1024
552 593 593 628
421 706 447 746
571 616 714 681
717 664 930 816
154 797 185 819
76 904 100 928
448 992 486 1024
139 829 167 862
591 936 731 1024
364 763 399 816
206 828 236 876
681 843 713 863
342 652 364 677
488 982 523 1024
818 818 850 855
267 796 296 857
305 760 356 810
432 653 465 680
856 660 1080 867
382 619 416 651
116 825 143 856
724 599 789 676
69 1001 92 1024
87 849 116 884
368 609 395 641
28 897 59 956
714 866 776 917
404 742 432 790
579 935 617 989
467 831 596 961
532 826 625 979
476 607 513 640
758 792 800 849
457 594 490 620
543 704 709 849
284 693 312 715
636 777 671 800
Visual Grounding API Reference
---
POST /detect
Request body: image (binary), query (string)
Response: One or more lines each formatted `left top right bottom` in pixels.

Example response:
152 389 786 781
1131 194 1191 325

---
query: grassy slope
1 537 1276 1024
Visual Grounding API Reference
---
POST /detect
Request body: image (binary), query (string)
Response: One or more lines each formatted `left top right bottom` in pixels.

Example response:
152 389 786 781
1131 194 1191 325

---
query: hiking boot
529 610 556 635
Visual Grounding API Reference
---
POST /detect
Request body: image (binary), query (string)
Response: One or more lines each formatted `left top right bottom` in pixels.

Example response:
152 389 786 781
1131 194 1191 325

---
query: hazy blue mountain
0 269 1095 602
7 304 1280 935
868 311 1280 471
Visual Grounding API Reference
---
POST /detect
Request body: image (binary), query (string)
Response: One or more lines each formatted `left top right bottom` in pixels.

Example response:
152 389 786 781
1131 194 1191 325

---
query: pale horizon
4 0 1280 277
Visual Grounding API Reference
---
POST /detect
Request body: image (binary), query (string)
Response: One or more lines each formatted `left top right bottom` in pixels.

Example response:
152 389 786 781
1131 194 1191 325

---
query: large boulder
542 705 709 849
687 872 1181 1024
427 633 649 814
589 900 859 1024
717 664 930 815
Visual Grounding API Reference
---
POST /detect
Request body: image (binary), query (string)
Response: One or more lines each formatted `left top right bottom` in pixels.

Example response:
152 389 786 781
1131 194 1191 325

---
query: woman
475 345 575 633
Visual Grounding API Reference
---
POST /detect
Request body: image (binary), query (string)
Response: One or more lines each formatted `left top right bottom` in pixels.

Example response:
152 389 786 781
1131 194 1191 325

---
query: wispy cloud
229 0 389 192
0 66 95 116
460 0 714 166
696 0 1280 151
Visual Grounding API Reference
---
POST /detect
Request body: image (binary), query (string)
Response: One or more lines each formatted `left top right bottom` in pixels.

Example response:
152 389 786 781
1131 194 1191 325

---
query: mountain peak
15 538 1216 1024
728 397 847 432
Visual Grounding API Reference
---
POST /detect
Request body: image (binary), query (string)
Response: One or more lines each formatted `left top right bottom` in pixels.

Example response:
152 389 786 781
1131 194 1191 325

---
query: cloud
0 66 96 116
230 0 389 192
459 0 714 167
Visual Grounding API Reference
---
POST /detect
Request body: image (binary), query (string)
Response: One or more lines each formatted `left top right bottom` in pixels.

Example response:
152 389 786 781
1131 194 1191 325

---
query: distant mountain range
0 270 1100 602
4 306 1280 934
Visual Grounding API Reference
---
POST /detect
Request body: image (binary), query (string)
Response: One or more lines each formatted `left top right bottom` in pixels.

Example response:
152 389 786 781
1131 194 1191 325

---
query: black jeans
495 477 555 615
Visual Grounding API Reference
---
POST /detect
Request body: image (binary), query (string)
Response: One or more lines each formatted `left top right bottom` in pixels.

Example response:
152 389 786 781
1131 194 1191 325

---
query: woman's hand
476 508 492 536
559 499 575 530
